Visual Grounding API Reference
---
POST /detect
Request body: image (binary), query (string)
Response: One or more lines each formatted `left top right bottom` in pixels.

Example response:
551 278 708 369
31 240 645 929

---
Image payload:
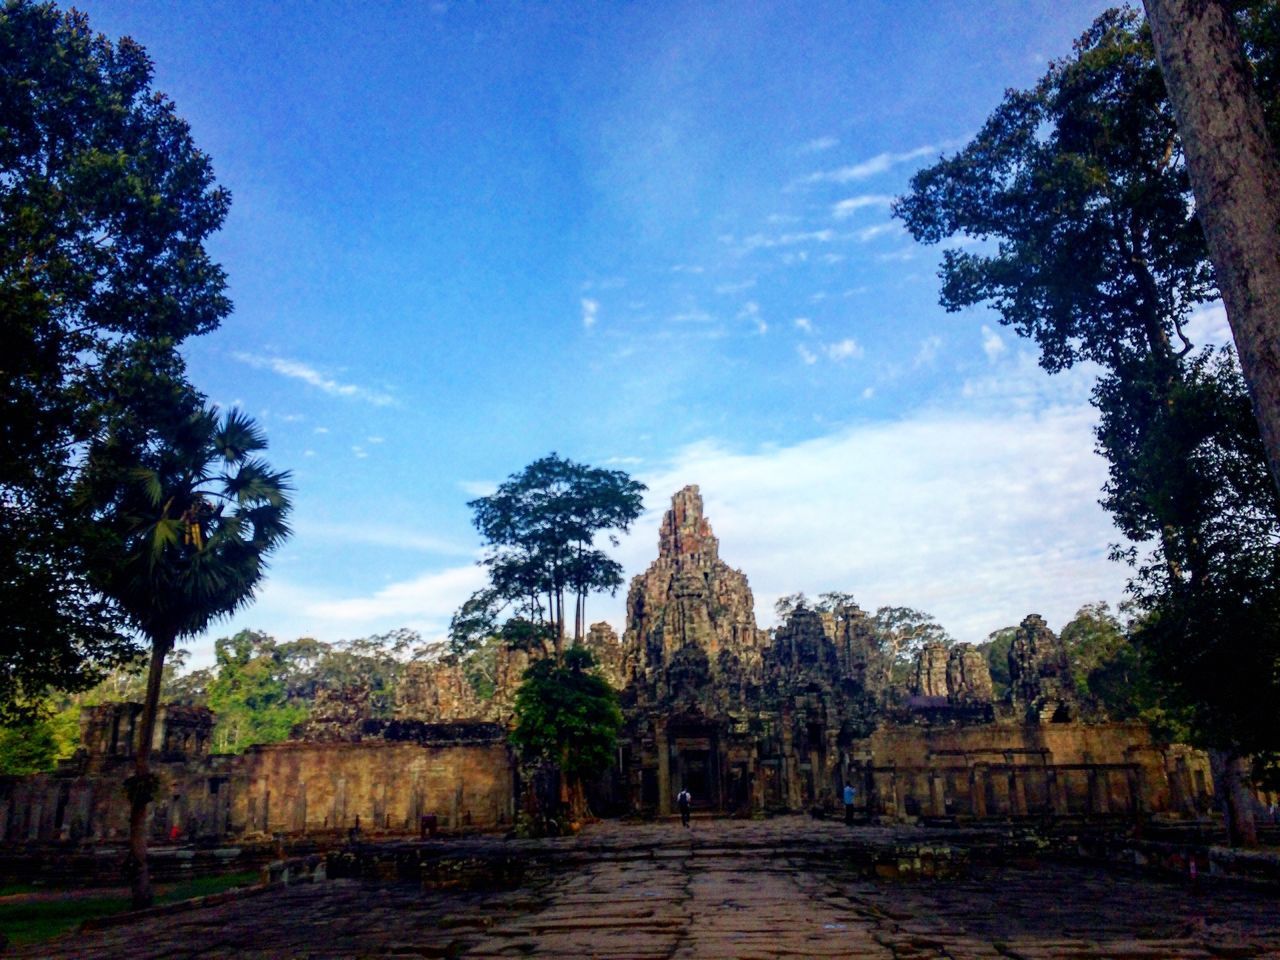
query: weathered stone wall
231 736 514 835
0 720 515 844
854 721 1213 820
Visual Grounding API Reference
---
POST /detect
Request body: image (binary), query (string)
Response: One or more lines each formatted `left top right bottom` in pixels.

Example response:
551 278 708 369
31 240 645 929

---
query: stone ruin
608 486 1210 820
0 485 1229 843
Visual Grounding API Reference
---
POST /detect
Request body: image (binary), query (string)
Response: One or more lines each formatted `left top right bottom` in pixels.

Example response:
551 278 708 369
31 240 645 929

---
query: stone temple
612 486 1206 819
0 486 1234 843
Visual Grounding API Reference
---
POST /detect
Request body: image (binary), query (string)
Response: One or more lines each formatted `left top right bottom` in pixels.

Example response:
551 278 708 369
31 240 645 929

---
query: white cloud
234 353 397 407
856 222 902 242
313 426 330 434
861 387 875 399
595 380 1124 645
296 521 472 556
303 449 316 457
671 264 705 274
1184 301 1234 349
797 344 818 365
198 361 1124 661
832 194 894 219
738 229 836 251
737 302 768 336
307 564 487 626
793 317 813 333
458 479 497 498
915 335 943 366
981 324 1007 362
795 143 939 187
799 135 839 154
876 248 916 263
280 413 306 423
352 446 369 459
367 436 385 444
826 338 863 361
581 297 600 329
670 308 715 324
715 279 757 295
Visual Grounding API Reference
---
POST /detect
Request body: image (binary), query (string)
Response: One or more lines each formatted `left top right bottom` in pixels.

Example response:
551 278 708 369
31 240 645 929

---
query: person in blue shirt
843 782 856 825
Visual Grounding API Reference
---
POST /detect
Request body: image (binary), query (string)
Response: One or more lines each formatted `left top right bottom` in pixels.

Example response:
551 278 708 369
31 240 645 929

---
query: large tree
510 646 623 825
80 384 291 907
895 8 1280 844
455 454 645 659
1142 0 1280 497
0 0 232 717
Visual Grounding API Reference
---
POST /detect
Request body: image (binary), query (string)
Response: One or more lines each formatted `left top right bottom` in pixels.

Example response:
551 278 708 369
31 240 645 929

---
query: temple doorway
671 730 721 810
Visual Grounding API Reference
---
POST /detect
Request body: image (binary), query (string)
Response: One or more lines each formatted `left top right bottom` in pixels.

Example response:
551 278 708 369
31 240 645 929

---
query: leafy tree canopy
510 646 623 786
0 0 232 717
455 454 645 658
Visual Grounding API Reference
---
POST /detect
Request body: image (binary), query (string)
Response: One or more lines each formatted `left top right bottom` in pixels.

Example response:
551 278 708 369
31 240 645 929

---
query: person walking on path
677 788 692 828
843 782 856 825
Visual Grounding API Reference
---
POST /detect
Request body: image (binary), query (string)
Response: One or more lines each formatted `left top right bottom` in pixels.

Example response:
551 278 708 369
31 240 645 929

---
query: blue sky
75 1 1233 662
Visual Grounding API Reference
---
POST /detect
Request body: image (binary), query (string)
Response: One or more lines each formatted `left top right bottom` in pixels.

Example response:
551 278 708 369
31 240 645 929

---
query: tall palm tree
81 394 291 907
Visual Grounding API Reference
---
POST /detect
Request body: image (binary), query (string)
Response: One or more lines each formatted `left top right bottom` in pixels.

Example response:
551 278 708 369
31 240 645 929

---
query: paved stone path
12 819 1280 959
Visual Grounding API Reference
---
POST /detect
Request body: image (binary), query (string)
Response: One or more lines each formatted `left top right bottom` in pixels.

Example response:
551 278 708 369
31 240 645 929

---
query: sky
73 1 1234 665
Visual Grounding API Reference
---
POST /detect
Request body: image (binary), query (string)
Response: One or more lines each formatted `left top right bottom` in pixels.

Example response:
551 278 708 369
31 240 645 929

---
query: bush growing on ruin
510 646 623 823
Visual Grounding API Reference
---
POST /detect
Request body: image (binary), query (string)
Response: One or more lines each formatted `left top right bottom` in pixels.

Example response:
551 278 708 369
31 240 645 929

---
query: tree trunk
1210 748 1259 847
126 637 171 908
1144 0 1280 498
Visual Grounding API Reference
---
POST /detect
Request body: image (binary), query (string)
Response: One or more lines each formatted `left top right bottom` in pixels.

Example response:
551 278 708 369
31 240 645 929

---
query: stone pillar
929 771 946 816
970 764 988 819
1010 769 1028 816
1088 769 1110 815
656 719 671 816
1048 769 1069 815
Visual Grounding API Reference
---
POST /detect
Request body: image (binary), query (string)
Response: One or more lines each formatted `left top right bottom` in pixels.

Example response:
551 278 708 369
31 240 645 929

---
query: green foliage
1059 602 1128 697
0 714 67 776
206 630 309 753
0 871 258 946
0 0 233 718
510 646 622 785
895 6 1280 761
79 400 292 651
456 453 645 656
871 606 954 682
977 627 1016 698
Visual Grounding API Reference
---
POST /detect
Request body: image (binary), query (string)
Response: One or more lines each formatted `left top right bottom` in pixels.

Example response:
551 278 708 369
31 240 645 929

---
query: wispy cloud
458 479 497 498
715 279 757 295
825 338 863 361
915 335 943 367
832 194 894 219
581 297 600 329
797 344 818 365
981 324 1006 362
234 353 397 407
737 228 837 251
738 301 767 335
799 135 839 154
856 222 902 242
793 317 813 333
794 143 940 187
297 520 473 556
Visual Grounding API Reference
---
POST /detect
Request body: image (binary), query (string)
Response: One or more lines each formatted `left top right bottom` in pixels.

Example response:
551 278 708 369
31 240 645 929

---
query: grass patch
0 870 259 946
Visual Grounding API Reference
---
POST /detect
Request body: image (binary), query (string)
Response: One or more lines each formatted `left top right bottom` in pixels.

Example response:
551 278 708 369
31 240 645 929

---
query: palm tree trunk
127 636 171 908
